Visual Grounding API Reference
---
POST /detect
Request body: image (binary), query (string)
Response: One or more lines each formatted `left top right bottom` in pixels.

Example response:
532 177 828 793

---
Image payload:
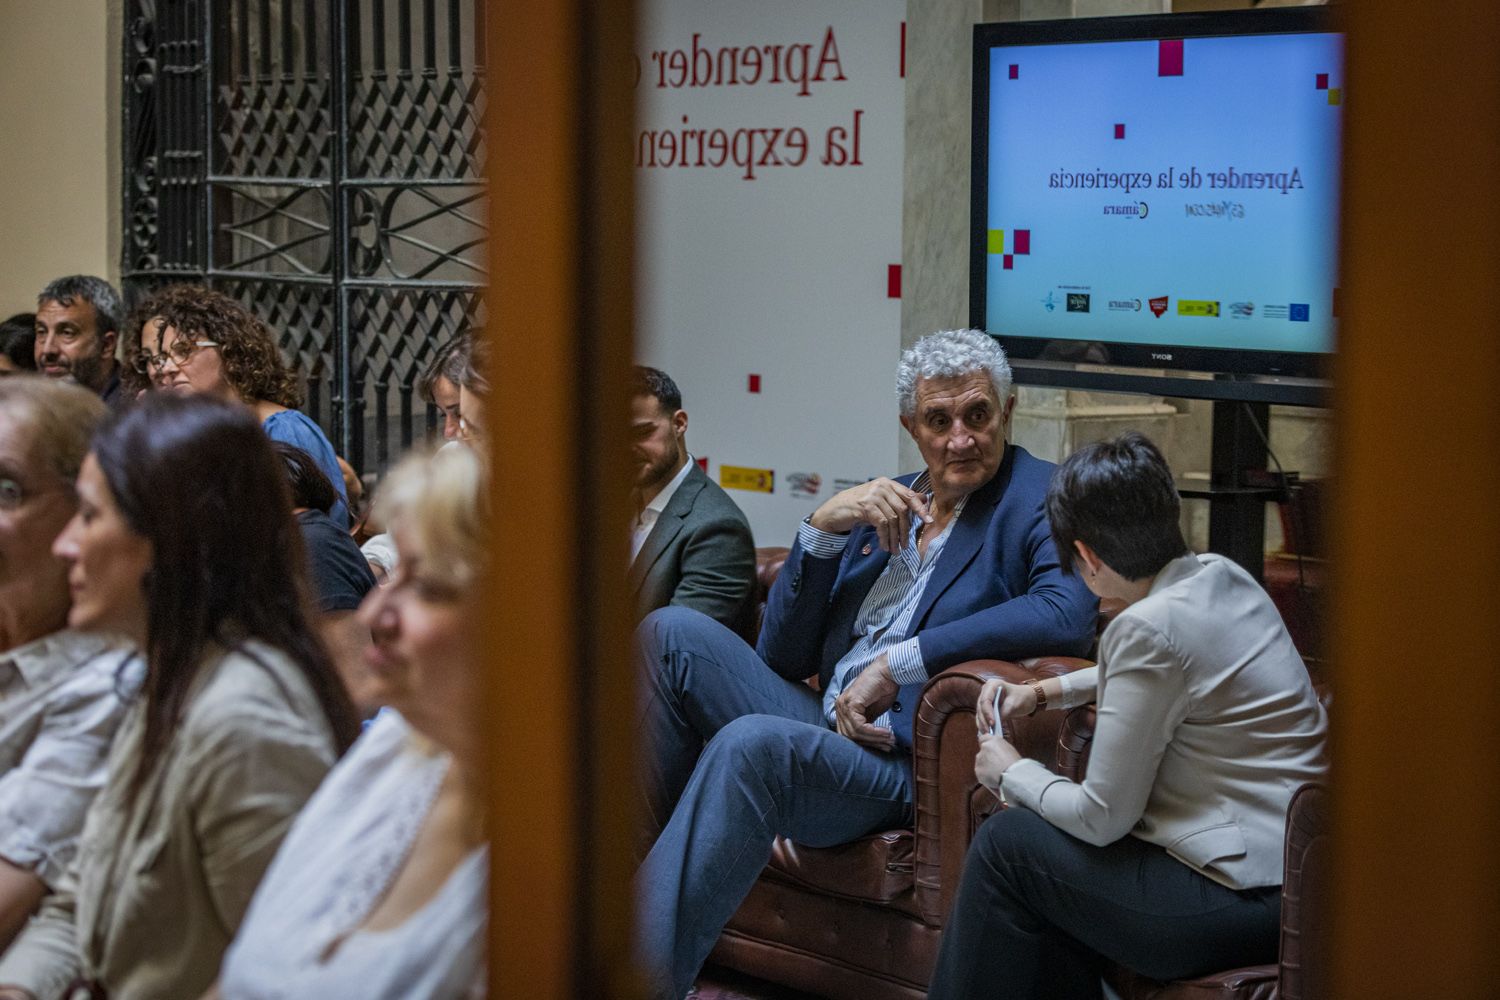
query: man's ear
899 413 914 439
671 408 688 437
1002 393 1017 426
100 328 119 361
1074 539 1101 576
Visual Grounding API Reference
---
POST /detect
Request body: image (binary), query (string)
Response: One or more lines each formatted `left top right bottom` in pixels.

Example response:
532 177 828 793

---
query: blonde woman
212 445 489 999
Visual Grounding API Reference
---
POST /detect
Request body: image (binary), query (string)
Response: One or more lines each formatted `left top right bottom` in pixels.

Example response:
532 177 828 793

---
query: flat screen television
970 9 1342 404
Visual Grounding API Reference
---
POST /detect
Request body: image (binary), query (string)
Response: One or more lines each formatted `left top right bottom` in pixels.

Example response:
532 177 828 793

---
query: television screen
971 10 1343 385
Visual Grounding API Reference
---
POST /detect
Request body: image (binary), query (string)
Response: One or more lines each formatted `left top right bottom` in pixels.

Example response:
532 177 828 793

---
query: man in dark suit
634 330 1099 999
629 366 756 636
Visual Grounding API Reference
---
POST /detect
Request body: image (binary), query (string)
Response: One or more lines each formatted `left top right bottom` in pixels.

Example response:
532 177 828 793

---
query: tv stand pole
1207 400 1270 584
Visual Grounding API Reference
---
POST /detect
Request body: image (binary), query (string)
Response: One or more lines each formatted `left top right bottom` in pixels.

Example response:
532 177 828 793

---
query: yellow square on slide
987 230 1005 254
1327 88 1342 106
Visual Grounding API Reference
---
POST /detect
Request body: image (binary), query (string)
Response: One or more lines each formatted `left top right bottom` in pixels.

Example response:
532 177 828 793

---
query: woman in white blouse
212 444 489 1000
928 432 1328 999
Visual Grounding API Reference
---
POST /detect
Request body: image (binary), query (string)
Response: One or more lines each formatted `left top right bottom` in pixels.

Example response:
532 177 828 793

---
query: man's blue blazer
754 444 1098 748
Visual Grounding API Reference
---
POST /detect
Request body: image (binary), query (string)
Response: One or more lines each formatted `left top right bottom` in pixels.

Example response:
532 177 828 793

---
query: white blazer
1001 553 1329 889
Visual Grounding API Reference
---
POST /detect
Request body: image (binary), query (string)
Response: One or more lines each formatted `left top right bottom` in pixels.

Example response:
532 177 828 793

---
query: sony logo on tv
1151 352 1174 361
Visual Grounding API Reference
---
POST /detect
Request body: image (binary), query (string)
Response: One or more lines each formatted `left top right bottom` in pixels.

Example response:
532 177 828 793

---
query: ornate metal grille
123 0 487 474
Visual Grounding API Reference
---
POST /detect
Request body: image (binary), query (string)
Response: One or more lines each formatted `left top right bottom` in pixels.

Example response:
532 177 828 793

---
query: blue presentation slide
985 32 1343 354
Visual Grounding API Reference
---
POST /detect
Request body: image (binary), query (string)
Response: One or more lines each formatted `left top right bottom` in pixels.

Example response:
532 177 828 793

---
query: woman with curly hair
124 284 349 528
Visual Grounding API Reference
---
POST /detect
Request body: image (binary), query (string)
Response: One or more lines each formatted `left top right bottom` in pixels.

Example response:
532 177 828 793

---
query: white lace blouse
218 710 487 999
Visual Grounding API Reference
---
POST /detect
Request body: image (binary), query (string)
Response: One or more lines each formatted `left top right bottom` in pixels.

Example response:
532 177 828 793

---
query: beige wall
0 0 121 314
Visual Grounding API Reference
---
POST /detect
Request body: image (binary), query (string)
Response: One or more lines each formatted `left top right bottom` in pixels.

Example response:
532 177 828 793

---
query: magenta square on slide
1159 39 1183 76
1002 255 1014 270
1316 72 1329 89
1014 230 1030 255
1009 64 1019 80
1114 123 1125 139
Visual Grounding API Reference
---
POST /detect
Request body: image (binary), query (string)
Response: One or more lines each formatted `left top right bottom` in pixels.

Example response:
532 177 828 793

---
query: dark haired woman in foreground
928 432 1328 998
0 394 358 1000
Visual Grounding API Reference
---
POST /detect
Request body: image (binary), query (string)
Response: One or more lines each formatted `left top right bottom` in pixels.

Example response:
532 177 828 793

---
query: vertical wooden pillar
1334 2 1500 995
486 0 637 995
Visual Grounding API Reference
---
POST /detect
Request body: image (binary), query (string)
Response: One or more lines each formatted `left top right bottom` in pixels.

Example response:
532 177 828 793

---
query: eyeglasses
132 339 220 374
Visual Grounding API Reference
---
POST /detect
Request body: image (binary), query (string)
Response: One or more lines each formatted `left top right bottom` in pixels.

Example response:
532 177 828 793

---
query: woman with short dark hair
928 432 1329 999
0 394 359 1000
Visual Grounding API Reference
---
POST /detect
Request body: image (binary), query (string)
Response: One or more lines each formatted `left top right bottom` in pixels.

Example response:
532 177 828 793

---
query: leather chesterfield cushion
764 830 916 909
1106 966 1280 1000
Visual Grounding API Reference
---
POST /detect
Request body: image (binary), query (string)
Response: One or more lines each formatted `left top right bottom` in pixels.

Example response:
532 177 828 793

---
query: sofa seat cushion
764 831 914 906
1107 964 1279 1000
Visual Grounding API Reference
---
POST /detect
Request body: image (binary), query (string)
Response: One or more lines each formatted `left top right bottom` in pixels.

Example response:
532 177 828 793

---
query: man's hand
834 653 900 752
974 730 1022 793
974 677 1037 735
808 478 932 553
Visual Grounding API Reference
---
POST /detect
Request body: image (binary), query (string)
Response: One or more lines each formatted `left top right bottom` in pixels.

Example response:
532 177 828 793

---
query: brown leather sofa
709 548 1094 999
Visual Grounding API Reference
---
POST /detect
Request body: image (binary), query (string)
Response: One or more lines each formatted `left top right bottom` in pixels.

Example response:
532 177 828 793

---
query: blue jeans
635 608 912 1000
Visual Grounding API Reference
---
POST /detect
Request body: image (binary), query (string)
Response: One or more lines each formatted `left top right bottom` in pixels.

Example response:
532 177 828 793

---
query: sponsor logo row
1053 292 1311 321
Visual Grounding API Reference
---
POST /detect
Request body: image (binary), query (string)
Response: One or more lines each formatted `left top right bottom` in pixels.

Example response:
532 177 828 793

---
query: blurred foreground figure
0 378 133 954
216 445 490 999
0 394 358 1000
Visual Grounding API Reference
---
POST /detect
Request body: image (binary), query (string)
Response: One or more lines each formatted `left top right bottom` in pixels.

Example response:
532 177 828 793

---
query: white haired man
634 329 1100 998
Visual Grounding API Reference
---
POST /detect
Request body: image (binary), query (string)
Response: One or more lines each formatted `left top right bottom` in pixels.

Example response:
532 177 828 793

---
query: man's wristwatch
1027 679 1048 715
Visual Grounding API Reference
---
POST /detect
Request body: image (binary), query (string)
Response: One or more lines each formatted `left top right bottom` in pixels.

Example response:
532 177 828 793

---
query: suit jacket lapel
910 445 1015 631
627 466 707 594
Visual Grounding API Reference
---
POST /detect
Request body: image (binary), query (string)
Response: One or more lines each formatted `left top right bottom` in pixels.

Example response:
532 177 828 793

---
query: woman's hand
975 677 1036 735
974 731 1022 792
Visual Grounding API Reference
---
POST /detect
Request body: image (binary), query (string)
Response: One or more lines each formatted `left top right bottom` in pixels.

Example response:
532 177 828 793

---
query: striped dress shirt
797 472 969 731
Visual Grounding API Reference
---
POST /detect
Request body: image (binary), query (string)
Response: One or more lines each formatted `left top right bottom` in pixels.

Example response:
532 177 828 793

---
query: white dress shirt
630 457 695 563
0 630 138 887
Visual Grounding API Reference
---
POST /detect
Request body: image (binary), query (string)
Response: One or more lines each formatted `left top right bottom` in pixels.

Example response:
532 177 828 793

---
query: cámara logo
1107 299 1142 312
1229 301 1254 319
1066 293 1090 313
1148 296 1169 317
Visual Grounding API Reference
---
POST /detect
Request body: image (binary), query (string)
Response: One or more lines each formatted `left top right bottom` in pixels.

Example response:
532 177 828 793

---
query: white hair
895 329 1013 417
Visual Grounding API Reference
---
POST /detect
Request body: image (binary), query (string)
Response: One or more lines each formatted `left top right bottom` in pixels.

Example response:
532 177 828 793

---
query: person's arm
974 666 1099 733
0 865 44 957
913 508 1097 675
667 513 756 630
0 880 81 1000
187 710 334 933
996 616 1188 845
757 477 929 677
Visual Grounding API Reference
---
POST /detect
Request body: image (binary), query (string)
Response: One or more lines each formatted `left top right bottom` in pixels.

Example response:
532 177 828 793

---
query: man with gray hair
33 275 125 407
634 328 1098 999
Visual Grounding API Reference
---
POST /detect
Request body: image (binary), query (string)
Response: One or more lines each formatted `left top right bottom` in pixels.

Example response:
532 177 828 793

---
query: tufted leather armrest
912 655 1094 927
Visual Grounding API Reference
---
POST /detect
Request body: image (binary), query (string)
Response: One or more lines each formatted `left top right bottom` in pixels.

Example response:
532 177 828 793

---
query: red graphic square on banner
887 264 902 298
1014 230 1030 255
900 23 906 78
1159 39 1184 76
1316 72 1329 90
1114 123 1125 139
696 456 709 472
1008 64 1018 80
1002 255 1013 270
747 374 761 393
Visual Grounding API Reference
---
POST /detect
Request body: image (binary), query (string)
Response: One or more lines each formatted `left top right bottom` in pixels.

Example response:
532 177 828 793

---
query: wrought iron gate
123 0 488 475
